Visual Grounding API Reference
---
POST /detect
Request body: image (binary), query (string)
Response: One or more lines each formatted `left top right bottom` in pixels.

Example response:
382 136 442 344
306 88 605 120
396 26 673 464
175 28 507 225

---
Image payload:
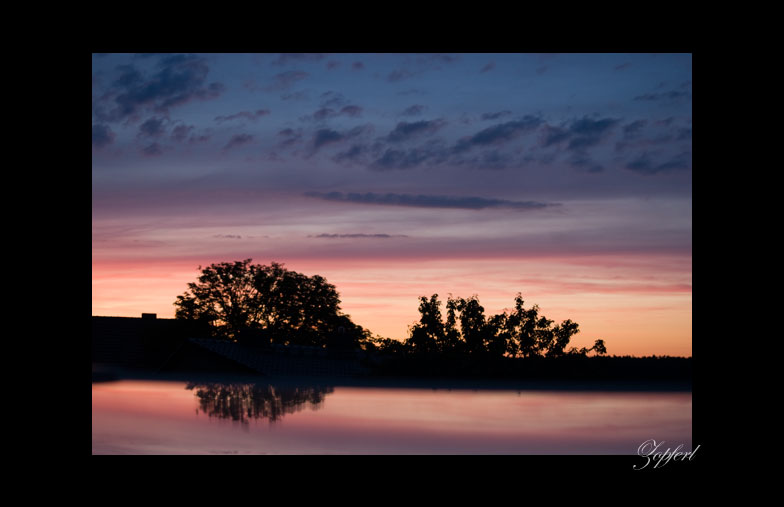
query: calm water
92 379 692 455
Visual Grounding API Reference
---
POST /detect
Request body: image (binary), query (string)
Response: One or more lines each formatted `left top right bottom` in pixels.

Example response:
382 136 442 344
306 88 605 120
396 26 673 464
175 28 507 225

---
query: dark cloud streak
625 151 691 174
623 120 648 138
215 109 271 123
372 141 448 170
454 116 542 152
480 62 495 73
387 119 445 143
311 126 370 152
309 233 409 239
481 111 512 121
313 129 344 150
305 191 558 211
272 53 326 66
634 90 692 102
542 116 619 150
303 105 363 122
401 104 426 116
388 69 415 82
264 71 309 91
142 142 163 156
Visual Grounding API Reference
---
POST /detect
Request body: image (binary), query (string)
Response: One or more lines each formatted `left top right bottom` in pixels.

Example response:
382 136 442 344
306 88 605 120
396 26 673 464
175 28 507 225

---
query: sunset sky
92 53 692 357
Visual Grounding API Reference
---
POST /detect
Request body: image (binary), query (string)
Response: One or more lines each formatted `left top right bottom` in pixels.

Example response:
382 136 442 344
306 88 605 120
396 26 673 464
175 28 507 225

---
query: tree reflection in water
186 382 334 424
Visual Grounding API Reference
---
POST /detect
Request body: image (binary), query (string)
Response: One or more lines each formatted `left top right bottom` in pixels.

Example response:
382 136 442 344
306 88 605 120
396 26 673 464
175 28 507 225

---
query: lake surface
92 378 692 454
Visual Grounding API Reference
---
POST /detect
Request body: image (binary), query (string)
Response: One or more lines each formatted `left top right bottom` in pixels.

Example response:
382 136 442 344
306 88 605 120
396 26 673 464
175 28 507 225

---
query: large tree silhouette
186 382 333 424
174 259 368 347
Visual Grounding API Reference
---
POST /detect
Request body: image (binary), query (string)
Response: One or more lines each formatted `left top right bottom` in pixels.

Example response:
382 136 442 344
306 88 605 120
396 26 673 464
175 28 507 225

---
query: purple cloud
387 119 446 143
541 116 619 150
454 116 543 152
373 145 448 170
623 120 648 138
97 54 225 122
402 104 426 116
481 111 512 121
313 129 344 150
222 134 254 152
625 151 691 174
138 117 167 138
272 53 326 66
340 105 363 117
171 124 194 142
265 71 309 91
388 69 415 82
320 91 348 108
92 123 115 149
142 142 163 156
303 105 363 122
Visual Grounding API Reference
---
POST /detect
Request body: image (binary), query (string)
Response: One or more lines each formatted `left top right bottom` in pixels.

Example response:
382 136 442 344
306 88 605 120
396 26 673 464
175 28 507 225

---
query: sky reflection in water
92 380 691 455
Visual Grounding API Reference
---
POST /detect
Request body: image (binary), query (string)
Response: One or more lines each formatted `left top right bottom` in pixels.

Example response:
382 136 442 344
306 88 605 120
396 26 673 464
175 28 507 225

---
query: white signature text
634 439 699 470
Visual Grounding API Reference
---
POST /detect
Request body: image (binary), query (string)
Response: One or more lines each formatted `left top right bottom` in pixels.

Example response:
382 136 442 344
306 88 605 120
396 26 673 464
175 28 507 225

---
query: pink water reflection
92 380 691 454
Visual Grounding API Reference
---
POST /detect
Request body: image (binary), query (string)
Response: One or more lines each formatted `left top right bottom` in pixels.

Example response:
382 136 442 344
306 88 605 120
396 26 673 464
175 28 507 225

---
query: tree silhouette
457 296 488 355
514 296 540 358
548 319 578 357
405 291 607 359
486 313 512 358
174 259 369 347
568 338 608 357
407 294 444 354
443 296 463 354
186 382 334 424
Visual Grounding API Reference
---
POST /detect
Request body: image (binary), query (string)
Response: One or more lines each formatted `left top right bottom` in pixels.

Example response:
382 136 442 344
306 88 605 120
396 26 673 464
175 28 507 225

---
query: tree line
369 293 606 359
174 260 606 358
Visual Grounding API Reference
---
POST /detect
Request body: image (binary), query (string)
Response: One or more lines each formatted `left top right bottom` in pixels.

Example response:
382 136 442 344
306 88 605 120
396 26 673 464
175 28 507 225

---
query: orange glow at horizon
92 253 691 357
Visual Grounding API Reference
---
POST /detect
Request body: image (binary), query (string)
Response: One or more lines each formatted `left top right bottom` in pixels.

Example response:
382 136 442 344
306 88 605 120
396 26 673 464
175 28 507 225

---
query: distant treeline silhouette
365 353 691 381
173 260 690 381
174 260 603 359
366 293 606 360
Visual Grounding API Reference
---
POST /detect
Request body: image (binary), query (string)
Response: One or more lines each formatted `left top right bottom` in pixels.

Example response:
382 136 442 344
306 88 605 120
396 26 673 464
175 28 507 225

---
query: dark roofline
92 315 177 321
